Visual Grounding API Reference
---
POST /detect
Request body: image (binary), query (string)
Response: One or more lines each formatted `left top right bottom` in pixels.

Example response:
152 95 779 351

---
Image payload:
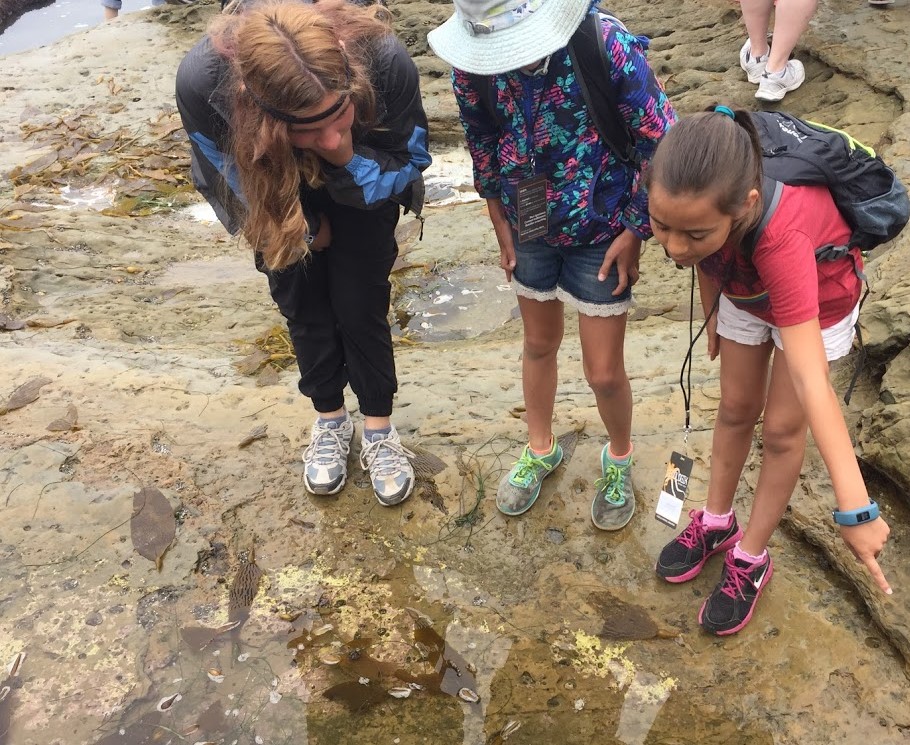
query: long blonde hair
210 1 393 269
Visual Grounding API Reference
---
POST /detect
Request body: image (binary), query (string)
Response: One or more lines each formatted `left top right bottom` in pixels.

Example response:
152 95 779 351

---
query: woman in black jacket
176 0 431 506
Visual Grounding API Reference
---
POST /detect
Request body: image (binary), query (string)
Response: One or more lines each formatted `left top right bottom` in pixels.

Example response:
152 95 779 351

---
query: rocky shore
0 1 909 743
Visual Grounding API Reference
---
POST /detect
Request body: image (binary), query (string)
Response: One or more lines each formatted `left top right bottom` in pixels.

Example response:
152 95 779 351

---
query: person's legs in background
102 0 122 20
739 0 817 101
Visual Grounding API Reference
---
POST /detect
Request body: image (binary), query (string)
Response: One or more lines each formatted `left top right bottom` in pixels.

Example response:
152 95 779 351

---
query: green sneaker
591 444 635 531
496 440 564 516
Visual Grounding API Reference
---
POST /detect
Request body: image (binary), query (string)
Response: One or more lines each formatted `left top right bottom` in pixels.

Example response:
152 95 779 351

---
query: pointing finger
863 555 892 595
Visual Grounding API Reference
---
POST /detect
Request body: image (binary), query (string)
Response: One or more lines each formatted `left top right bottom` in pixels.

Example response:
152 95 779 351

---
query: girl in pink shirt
645 105 892 635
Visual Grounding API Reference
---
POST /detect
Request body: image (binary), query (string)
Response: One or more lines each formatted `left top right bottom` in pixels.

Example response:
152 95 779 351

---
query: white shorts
716 295 860 362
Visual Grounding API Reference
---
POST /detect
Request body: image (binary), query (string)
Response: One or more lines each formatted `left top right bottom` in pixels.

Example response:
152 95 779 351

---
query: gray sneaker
755 59 805 102
303 416 354 495
359 426 415 506
591 444 635 531
739 38 769 84
496 440 564 516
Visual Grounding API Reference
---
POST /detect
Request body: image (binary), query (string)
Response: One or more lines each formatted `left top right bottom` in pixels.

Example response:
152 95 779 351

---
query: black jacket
175 32 430 235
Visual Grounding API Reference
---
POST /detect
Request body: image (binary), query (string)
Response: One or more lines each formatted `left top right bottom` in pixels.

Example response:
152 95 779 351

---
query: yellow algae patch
628 674 678 705
266 562 393 636
564 631 677 699
107 573 131 591
568 630 633 684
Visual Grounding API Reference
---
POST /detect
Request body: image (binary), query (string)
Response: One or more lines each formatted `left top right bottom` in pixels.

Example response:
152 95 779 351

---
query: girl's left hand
840 517 892 595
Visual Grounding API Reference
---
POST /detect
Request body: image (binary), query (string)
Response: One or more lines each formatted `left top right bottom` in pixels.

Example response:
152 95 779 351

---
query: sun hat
427 0 592 75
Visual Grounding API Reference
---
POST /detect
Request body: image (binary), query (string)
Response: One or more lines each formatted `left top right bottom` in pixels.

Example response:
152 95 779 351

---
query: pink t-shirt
699 184 863 328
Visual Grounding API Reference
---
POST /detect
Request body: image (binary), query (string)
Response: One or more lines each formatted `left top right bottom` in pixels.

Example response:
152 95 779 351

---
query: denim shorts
717 295 859 362
511 238 632 317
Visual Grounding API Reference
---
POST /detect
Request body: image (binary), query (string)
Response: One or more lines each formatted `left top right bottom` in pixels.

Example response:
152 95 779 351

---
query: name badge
516 175 548 243
655 451 694 528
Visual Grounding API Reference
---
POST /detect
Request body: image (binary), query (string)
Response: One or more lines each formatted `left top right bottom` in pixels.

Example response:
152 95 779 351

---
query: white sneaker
359 425 415 506
755 59 806 102
739 38 769 84
303 416 354 495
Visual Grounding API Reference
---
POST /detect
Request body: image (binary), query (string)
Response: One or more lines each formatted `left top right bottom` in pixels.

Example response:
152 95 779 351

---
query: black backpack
464 11 642 167
745 111 910 270
740 111 909 403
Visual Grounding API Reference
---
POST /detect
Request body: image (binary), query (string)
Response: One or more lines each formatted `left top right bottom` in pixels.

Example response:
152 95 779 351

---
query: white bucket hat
427 0 592 75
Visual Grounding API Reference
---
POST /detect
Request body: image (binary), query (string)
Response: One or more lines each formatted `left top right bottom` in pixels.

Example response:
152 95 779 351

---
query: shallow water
0 0 163 56
396 265 516 341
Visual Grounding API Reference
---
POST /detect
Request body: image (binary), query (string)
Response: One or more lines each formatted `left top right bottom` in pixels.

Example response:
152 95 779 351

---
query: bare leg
739 0 774 58
766 0 818 73
738 348 809 554
578 312 632 454
742 0 819 73
104 6 119 20
517 296 564 452
705 337 774 515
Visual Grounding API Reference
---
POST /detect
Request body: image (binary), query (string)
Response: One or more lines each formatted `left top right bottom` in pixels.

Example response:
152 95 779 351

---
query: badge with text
516 175 548 243
655 451 694 528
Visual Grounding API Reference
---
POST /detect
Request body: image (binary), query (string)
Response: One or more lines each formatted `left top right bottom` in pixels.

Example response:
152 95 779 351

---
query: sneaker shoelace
304 424 350 465
360 435 415 478
676 510 707 549
510 449 555 488
594 462 628 505
719 552 751 599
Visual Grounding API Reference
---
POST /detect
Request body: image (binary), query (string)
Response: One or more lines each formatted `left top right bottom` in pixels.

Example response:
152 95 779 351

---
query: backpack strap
743 177 783 257
567 13 640 167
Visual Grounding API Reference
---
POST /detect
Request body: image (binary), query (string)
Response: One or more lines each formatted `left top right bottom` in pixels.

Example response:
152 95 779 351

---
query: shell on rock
156 693 182 711
457 687 480 703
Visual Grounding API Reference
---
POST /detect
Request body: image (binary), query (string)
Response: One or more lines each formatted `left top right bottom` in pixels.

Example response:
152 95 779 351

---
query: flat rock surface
0 1 909 744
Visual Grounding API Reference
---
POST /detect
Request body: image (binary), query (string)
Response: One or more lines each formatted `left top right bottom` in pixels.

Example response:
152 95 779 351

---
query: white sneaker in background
755 59 806 102
739 38 769 84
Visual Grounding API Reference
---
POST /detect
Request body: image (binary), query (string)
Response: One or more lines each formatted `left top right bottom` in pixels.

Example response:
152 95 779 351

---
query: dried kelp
130 487 176 571
0 376 51 415
556 425 585 466
228 550 263 625
237 424 267 449
11 105 194 216
179 621 241 652
588 590 677 640
234 326 296 377
411 445 448 514
47 405 79 432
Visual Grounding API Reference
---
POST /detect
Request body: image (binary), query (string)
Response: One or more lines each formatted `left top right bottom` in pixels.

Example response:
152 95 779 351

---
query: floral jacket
452 11 677 246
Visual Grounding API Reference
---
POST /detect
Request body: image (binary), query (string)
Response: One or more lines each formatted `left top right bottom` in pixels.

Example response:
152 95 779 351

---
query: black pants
256 199 400 417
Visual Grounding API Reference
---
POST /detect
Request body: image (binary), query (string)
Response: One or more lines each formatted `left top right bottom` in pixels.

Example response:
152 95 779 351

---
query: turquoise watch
832 501 879 526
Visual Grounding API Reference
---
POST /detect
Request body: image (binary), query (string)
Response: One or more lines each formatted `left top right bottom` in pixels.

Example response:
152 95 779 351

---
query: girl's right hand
499 238 517 282
840 517 892 595
485 198 516 282
706 313 719 360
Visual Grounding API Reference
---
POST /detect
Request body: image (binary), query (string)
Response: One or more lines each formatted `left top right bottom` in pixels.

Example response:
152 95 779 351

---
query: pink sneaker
655 510 743 583
698 549 774 635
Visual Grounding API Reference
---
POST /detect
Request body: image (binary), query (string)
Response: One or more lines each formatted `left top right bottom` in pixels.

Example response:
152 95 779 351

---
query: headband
248 89 350 125
714 105 736 120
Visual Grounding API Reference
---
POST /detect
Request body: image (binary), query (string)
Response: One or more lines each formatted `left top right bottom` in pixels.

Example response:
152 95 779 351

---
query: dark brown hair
209 0 393 269
645 106 765 245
